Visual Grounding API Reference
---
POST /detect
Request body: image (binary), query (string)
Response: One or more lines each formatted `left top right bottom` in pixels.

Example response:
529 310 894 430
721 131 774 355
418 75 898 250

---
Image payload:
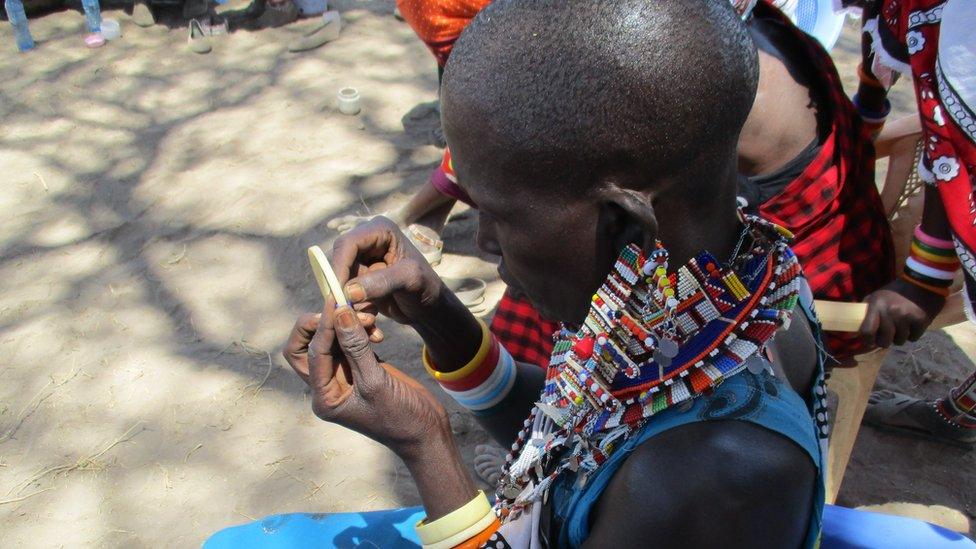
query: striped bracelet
902 225 959 297
423 321 517 414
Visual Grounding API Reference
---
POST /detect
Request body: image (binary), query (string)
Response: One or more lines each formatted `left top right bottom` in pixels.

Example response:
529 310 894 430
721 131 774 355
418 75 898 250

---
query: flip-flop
406 224 443 266
84 32 106 48
473 443 506 487
442 277 486 311
187 19 212 54
864 390 976 448
132 1 155 27
287 10 340 52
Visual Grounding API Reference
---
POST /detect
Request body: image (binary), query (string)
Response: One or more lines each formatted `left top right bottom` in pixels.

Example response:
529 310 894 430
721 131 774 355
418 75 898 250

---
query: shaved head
441 0 758 194
440 0 760 322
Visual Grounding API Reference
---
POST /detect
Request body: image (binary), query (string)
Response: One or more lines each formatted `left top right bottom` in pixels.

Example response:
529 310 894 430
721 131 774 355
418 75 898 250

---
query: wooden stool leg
825 349 887 504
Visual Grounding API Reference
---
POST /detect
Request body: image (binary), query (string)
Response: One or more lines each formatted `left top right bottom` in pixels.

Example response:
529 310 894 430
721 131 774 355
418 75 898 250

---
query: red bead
573 336 595 360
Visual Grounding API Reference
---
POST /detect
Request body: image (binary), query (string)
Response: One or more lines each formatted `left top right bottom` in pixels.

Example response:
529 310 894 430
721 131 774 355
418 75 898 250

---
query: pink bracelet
914 225 955 250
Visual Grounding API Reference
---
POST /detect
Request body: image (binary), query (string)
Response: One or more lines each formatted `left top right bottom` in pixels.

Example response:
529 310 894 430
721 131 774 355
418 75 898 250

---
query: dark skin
283 2 818 543
855 14 948 348
739 11 822 177
284 165 818 546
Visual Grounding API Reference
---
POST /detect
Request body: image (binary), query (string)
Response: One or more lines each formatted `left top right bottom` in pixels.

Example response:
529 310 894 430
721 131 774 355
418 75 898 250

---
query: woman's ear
598 186 658 255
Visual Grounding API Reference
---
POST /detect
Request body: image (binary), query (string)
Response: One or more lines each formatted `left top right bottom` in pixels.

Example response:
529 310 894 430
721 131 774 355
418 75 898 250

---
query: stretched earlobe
600 187 659 256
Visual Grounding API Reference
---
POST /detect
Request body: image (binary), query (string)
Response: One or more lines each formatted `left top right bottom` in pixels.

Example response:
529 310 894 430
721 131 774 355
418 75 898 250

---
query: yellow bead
664 288 675 297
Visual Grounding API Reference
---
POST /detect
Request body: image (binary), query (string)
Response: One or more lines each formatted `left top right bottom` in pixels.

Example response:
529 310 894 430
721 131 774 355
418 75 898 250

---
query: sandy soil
0 6 974 547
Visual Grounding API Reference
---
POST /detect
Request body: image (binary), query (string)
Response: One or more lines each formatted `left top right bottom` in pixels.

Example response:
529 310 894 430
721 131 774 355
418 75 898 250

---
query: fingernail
335 306 356 329
345 282 365 303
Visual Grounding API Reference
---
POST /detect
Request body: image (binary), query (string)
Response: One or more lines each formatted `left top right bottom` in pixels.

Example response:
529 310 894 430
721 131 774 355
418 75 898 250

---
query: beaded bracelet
902 225 959 297
423 320 517 414
851 92 892 121
416 491 496 549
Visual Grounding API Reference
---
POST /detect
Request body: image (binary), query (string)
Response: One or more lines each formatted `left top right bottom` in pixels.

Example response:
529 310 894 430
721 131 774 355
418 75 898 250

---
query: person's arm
329 217 545 445
855 18 898 139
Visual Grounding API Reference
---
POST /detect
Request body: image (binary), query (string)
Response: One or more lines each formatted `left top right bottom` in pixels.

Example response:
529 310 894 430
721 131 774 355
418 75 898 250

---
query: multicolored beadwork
495 211 803 518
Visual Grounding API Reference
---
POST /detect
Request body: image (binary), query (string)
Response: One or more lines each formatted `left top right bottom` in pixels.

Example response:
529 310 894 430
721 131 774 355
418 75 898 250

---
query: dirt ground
1 4 974 547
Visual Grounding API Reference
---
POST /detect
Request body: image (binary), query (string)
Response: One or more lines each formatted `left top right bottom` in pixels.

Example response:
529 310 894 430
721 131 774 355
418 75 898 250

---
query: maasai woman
852 0 976 447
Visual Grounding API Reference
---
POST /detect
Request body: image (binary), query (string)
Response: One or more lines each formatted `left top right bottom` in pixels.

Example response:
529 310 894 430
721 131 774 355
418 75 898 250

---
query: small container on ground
337 87 360 115
100 18 121 40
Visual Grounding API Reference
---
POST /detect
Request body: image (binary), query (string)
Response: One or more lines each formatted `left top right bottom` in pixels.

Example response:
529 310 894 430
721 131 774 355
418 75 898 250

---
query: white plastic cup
337 87 360 115
100 18 121 40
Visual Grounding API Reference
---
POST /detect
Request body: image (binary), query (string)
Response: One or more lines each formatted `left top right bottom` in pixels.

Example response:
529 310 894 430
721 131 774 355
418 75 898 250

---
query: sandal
406 224 443 266
287 10 340 52
864 390 976 448
84 32 106 48
473 443 506 487
442 277 486 312
187 19 212 54
132 0 155 27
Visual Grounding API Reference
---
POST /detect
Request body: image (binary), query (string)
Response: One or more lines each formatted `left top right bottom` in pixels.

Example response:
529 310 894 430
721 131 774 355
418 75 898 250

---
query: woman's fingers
859 304 881 347
330 217 402 286
282 313 320 382
333 305 384 393
309 297 339 395
344 259 427 304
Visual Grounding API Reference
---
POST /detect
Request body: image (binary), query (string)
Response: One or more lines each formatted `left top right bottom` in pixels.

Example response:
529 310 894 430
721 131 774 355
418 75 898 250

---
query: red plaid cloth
755 3 895 359
490 289 559 369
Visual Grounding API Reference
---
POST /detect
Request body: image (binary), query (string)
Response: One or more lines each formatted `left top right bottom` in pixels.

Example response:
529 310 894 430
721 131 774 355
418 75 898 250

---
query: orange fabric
451 517 500 549
397 0 493 66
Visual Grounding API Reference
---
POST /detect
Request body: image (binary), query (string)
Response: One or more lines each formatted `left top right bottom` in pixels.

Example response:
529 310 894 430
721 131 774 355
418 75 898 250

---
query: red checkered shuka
756 3 895 359
490 289 559 369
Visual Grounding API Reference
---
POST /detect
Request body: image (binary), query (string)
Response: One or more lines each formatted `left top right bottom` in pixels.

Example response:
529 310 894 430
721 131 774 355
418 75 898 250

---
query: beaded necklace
495 211 802 519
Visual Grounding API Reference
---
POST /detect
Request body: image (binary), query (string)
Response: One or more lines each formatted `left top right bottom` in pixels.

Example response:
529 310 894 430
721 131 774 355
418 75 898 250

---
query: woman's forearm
400 423 479 521
412 294 547 446
919 186 953 241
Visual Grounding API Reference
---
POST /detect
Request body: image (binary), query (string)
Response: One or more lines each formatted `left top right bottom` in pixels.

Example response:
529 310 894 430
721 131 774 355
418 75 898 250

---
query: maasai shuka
755 2 895 358
865 0 976 321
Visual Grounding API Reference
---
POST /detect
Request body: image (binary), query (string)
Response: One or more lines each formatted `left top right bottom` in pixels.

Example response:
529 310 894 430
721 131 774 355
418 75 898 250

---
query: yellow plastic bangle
415 490 492 546
424 509 497 549
421 319 491 382
910 242 960 266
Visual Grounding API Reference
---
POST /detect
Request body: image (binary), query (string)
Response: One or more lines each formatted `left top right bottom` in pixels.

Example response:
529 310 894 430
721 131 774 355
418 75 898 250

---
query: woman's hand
330 216 446 325
283 299 450 455
282 300 479 519
329 217 483 369
859 278 946 348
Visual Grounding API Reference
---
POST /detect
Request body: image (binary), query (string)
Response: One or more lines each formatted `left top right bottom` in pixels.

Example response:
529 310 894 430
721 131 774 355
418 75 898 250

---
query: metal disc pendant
658 337 679 358
653 349 672 368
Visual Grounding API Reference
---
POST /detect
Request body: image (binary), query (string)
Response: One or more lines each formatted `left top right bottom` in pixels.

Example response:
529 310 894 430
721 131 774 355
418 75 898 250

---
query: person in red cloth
849 0 976 447
329 0 895 367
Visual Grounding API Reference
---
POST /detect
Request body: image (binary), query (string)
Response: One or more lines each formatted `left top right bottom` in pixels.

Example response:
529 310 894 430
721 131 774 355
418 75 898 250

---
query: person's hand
329 216 483 370
282 300 450 455
330 216 446 325
859 278 946 348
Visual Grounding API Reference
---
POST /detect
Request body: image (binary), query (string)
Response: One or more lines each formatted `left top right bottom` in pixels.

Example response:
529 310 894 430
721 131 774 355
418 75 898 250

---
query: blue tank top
548 302 826 549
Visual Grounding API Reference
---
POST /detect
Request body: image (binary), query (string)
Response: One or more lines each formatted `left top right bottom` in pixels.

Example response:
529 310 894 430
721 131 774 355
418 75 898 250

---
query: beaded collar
495 211 802 519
